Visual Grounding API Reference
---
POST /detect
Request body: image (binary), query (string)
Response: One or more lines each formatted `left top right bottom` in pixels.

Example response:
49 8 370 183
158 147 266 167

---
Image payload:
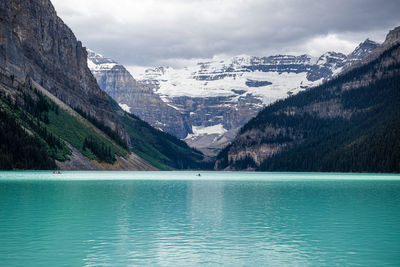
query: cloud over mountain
52 0 400 67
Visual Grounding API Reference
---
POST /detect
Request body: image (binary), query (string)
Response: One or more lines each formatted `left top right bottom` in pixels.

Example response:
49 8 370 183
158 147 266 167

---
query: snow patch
87 58 97 70
187 124 227 139
166 103 181 111
119 103 131 113
130 56 324 105
86 49 117 72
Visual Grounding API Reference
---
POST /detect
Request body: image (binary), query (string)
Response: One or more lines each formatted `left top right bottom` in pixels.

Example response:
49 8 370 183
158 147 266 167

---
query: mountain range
0 0 398 173
215 26 400 172
88 40 378 155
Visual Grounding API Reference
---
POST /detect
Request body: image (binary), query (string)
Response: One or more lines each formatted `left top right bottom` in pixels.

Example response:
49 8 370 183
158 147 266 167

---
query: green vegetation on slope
121 112 211 170
0 76 130 168
0 103 56 170
0 71 209 170
83 137 115 164
0 88 70 163
75 107 129 150
40 94 129 164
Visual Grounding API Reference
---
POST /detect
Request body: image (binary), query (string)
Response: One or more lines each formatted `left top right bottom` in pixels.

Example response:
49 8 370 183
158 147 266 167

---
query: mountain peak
363 38 379 45
87 49 118 72
384 26 400 46
347 38 379 62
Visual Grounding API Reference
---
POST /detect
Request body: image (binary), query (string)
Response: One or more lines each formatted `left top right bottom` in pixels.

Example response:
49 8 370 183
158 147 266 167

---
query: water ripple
0 172 400 266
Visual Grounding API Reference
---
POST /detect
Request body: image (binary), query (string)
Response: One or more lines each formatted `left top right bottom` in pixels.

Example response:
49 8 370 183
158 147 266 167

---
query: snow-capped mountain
87 49 190 137
87 39 378 156
346 39 381 64
135 55 320 104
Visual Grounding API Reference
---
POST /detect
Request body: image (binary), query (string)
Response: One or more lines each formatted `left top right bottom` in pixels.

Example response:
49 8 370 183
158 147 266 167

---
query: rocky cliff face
0 0 206 170
215 26 400 172
0 0 123 132
89 39 378 155
87 50 190 138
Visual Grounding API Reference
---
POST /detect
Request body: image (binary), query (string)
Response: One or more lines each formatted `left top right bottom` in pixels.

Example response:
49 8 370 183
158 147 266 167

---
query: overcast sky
51 0 400 68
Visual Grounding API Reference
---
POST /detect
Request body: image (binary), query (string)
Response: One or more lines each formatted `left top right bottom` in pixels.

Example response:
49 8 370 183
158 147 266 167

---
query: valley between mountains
87 39 378 156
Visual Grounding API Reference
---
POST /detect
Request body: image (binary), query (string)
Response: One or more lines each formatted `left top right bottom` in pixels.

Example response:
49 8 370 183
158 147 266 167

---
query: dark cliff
0 0 123 131
0 0 207 170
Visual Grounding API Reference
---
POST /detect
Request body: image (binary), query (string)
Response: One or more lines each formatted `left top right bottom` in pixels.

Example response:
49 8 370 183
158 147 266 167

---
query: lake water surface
0 171 400 266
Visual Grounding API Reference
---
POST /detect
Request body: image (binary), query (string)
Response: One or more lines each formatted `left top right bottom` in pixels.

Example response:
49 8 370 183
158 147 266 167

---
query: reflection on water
0 172 400 266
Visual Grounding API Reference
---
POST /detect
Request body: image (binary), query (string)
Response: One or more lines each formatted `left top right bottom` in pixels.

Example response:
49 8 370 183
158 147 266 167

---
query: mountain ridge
88 39 378 156
214 26 400 172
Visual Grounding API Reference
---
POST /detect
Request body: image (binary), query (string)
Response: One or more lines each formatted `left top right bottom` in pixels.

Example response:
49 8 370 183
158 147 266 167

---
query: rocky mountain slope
0 0 206 170
89 40 378 155
0 0 123 132
215 26 400 172
87 50 190 139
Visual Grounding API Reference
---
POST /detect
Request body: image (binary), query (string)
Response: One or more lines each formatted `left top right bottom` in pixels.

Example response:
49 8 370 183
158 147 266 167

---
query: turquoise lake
0 171 400 266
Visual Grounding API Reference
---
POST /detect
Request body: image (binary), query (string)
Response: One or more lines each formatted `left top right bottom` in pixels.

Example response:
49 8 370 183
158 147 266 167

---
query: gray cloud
52 0 400 67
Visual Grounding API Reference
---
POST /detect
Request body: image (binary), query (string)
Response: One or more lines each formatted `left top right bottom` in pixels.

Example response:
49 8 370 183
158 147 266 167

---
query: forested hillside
216 27 400 173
